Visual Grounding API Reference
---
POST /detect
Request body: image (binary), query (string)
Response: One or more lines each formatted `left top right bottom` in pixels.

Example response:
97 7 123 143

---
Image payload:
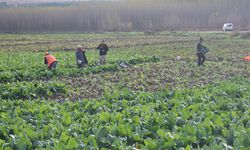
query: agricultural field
0 31 249 149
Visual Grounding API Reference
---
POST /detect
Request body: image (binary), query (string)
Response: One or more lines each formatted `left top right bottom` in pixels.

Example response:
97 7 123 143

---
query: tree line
0 0 249 33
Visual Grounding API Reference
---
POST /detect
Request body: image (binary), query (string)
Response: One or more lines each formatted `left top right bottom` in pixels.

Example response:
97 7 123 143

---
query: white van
222 23 233 31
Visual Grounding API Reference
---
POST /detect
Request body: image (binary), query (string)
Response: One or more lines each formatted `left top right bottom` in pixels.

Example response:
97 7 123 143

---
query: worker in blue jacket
76 45 88 68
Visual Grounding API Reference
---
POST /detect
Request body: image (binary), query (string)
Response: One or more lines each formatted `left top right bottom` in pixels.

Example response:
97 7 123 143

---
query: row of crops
0 77 249 149
0 54 159 83
0 81 67 100
0 32 221 52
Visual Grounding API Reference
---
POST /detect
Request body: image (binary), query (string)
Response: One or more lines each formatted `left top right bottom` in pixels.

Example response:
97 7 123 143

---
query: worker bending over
44 52 58 70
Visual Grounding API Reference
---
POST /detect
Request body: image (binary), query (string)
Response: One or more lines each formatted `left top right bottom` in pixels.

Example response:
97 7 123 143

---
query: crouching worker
76 45 88 68
44 52 58 70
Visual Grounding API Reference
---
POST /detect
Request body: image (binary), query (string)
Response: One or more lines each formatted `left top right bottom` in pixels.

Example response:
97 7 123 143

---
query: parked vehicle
222 23 233 31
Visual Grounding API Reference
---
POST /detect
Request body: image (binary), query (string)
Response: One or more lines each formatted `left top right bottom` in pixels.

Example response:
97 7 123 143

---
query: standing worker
197 37 208 67
76 45 88 68
44 52 58 70
97 40 109 65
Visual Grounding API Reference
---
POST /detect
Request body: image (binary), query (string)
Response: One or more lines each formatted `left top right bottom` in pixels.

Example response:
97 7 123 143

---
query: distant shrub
240 32 250 39
229 31 240 38
144 31 156 35
217 56 224 61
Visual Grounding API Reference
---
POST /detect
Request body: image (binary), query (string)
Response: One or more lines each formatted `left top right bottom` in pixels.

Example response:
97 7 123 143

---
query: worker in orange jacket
244 56 250 61
44 52 58 69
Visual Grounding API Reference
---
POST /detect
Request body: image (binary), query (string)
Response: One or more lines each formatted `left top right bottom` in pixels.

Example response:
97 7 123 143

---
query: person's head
77 45 82 50
199 37 203 44
101 40 105 44
45 52 49 56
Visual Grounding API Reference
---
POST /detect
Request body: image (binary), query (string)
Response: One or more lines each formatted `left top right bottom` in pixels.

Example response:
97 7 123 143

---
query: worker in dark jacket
44 52 57 70
97 40 109 65
197 37 208 67
76 45 88 68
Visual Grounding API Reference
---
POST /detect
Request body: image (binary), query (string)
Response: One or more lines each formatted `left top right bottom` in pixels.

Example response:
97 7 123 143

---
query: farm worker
76 45 88 68
243 56 250 61
197 37 208 67
44 52 58 70
97 40 109 65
